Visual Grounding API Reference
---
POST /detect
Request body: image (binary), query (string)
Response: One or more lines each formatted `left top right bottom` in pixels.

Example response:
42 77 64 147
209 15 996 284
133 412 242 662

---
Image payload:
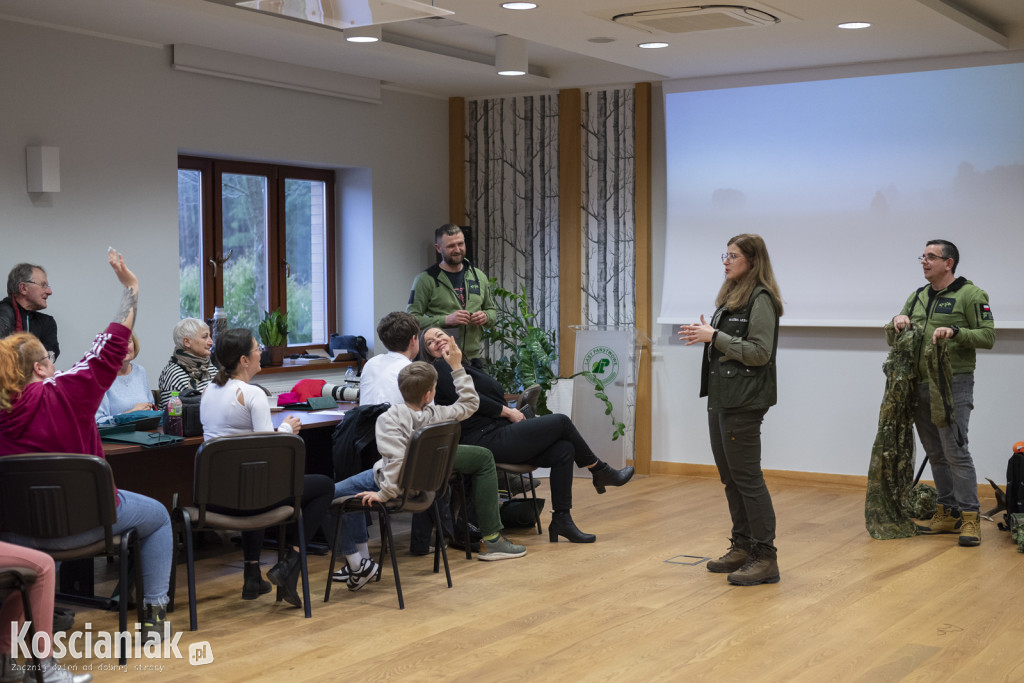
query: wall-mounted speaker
26 146 60 193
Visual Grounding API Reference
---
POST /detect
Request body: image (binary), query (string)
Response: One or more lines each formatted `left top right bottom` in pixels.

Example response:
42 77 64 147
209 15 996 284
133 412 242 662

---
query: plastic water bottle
166 391 184 437
345 366 357 384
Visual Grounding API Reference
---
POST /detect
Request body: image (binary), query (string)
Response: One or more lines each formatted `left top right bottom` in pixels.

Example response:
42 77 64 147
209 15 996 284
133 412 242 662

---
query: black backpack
1002 449 1024 530
331 403 390 481
161 388 203 437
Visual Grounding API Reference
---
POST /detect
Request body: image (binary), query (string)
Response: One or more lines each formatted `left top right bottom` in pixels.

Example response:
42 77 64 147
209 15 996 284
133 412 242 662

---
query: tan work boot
707 538 750 573
958 510 981 547
727 544 780 586
915 504 961 534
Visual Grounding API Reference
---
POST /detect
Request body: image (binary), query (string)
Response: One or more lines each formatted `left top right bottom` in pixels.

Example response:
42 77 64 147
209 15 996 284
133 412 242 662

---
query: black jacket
0 297 60 359
432 359 507 434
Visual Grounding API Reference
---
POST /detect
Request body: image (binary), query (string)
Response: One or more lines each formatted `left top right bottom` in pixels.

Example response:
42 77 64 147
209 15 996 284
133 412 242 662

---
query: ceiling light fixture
345 25 382 43
638 41 669 49
495 34 528 76
837 22 871 29
501 2 537 9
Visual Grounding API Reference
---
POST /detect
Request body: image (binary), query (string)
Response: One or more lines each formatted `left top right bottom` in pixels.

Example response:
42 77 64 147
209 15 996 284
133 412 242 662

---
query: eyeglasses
918 254 950 263
721 252 744 263
22 280 52 290
35 351 56 364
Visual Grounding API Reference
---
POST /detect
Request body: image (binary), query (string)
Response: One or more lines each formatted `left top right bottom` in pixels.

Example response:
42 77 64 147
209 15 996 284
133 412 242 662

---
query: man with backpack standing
888 240 995 546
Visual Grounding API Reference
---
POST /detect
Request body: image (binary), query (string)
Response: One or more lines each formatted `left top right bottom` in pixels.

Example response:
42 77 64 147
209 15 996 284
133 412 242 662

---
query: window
177 156 336 347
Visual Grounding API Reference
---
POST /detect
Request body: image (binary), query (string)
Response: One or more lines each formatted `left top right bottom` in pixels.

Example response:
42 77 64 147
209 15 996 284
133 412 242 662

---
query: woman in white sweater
199 328 333 608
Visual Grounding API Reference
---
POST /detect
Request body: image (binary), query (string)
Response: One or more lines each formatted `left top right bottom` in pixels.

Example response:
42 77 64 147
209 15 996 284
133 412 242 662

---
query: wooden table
102 403 354 511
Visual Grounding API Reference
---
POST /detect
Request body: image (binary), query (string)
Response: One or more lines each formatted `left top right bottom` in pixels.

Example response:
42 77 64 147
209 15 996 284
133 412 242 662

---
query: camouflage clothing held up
866 326 922 539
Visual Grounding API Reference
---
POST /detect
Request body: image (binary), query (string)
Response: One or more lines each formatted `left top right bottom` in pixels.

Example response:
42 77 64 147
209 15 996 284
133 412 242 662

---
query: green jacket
700 285 780 413
885 276 994 378
407 262 496 360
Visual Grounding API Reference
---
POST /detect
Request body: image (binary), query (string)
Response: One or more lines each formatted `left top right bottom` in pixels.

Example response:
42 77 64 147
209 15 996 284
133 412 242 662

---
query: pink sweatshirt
1 323 129 460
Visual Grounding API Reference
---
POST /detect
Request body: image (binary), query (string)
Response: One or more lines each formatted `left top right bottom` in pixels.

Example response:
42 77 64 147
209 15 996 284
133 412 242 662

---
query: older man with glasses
0 262 59 359
887 239 995 547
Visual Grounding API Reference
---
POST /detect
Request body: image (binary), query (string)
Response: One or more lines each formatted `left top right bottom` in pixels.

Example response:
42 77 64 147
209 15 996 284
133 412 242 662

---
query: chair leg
377 507 403 610
117 532 130 666
430 500 453 588
132 531 145 631
181 512 198 631
527 473 542 535
324 507 343 602
296 512 311 619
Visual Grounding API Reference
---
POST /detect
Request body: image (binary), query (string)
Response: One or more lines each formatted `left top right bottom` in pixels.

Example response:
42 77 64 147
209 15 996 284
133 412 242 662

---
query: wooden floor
52 474 1023 682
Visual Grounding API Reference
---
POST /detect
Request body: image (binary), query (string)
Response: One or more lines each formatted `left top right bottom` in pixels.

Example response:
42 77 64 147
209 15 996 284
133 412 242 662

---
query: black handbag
499 498 545 528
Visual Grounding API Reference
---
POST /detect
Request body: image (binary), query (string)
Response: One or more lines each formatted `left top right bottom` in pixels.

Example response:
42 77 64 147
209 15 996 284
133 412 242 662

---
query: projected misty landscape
662 62 1024 324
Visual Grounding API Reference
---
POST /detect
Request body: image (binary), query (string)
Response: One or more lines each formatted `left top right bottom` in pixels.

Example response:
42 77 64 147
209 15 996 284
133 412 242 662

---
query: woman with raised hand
679 233 783 586
199 328 333 608
419 329 633 544
0 249 174 641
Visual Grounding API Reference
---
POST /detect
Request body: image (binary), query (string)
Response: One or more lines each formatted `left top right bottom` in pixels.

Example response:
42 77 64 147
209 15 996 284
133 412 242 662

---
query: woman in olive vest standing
679 234 784 586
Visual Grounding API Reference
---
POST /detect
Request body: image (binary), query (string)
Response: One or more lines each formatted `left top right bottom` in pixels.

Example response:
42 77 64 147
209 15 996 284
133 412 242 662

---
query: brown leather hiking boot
707 539 750 573
958 510 981 547
727 544 780 586
915 504 962 534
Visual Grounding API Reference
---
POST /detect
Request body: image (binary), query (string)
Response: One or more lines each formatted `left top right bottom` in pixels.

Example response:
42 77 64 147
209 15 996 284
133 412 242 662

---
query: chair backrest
517 384 541 418
394 421 461 511
192 433 305 521
0 455 119 554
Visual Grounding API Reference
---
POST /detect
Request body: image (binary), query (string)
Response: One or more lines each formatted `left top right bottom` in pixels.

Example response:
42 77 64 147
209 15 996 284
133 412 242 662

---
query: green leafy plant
482 280 558 414
483 279 626 440
258 308 289 347
573 371 627 441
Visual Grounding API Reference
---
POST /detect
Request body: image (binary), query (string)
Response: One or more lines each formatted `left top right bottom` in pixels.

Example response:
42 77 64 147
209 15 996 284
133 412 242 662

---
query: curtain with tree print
465 94 560 348
582 88 635 327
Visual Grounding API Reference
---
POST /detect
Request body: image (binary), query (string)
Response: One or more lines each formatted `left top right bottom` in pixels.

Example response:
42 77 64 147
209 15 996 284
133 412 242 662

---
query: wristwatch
949 324 960 337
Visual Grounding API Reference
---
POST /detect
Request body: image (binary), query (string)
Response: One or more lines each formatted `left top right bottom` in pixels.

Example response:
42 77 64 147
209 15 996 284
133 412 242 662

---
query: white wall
649 84 1024 485
0 20 447 370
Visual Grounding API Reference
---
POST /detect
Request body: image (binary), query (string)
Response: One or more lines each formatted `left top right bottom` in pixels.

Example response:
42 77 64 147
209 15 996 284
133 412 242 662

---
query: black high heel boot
241 562 272 600
267 549 302 607
590 461 635 494
548 511 596 543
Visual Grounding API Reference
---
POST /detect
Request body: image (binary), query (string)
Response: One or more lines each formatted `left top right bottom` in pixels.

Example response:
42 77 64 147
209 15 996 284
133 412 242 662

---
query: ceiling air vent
612 5 779 34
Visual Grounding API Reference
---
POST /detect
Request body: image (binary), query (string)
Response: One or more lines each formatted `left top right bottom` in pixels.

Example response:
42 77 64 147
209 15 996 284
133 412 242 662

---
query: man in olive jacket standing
407 224 496 361
888 239 994 547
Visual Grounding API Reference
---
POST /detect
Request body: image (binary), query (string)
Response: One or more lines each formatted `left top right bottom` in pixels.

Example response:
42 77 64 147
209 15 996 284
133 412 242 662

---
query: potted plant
258 309 289 367
483 280 625 440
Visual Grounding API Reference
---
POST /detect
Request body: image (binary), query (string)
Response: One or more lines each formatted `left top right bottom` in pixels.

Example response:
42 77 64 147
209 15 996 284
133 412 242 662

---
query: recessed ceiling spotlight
345 25 382 42
501 2 537 9
588 37 616 44
837 22 871 29
638 41 669 49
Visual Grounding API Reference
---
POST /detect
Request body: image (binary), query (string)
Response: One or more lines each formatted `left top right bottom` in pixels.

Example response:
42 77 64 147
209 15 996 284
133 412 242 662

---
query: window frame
178 155 337 350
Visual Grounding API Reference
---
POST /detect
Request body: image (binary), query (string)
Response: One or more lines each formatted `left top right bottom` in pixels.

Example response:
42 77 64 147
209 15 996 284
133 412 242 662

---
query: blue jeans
914 374 979 512
5 489 172 605
332 469 380 556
